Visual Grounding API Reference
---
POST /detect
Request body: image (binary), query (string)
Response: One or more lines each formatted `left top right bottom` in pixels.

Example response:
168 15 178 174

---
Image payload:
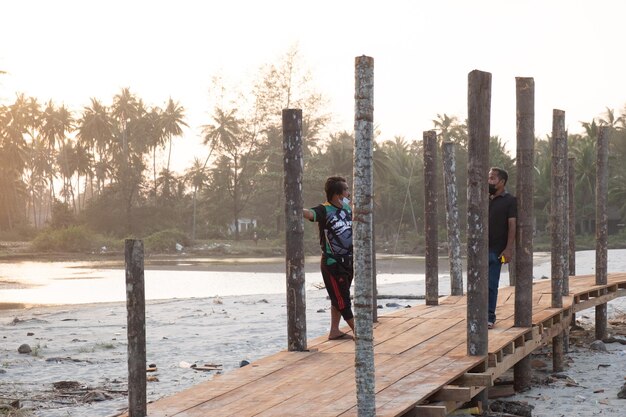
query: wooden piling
424 130 439 306
125 239 146 417
282 109 307 352
568 157 576 276
466 70 491 359
595 126 609 341
551 109 567 372
513 77 534 391
442 141 463 296
568 157 577 335
354 55 376 416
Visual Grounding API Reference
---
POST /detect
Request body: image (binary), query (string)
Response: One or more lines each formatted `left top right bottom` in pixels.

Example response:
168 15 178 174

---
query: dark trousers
488 251 503 323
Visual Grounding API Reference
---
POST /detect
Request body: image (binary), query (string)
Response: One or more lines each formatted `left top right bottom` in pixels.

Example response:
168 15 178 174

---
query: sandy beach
1 250 625 416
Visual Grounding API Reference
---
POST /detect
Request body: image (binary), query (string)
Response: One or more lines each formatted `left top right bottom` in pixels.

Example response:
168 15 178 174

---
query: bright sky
1 0 625 172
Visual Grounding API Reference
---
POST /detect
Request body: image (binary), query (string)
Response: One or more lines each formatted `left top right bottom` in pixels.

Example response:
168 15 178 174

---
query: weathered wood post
568 156 577 331
513 77 534 391
125 239 146 417
551 109 567 372
568 157 576 276
354 55 376 416
282 109 307 352
424 130 439 305
595 126 609 341
466 70 491 359
563 131 571 298
442 141 463 296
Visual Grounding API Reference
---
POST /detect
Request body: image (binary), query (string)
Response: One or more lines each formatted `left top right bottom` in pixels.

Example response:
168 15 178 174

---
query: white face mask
342 197 350 206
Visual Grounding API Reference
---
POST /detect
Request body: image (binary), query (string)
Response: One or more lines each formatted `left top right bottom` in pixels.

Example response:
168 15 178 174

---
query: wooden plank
375 317 463 354
430 385 472 402
142 351 315 417
207 352 354 416
452 372 492 387
411 405 447 417
573 289 626 313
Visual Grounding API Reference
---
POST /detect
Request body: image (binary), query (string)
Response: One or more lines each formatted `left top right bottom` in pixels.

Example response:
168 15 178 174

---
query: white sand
0 250 625 416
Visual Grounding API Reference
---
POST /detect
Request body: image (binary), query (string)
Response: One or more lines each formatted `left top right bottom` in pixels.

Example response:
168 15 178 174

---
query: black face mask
488 184 497 195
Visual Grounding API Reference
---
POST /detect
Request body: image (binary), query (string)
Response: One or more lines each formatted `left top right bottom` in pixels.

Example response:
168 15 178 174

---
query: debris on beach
17 343 31 354
53 381 81 390
190 363 223 371
590 340 608 352
618 382 626 399
488 399 534 417
9 317 48 325
83 390 113 403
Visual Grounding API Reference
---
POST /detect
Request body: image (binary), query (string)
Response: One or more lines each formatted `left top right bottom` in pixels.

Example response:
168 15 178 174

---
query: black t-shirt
489 192 517 254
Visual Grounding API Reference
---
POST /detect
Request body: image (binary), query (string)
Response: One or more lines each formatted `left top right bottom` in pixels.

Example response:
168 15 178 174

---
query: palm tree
599 107 623 128
202 107 246 239
570 130 597 233
41 101 74 201
185 157 208 240
161 98 188 173
77 98 113 198
0 102 29 230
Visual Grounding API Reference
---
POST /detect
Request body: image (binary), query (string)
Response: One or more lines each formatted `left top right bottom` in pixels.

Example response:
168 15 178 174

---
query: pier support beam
424 130 439 306
513 77 534 391
595 126 609 340
283 108 307 352
550 109 568 372
126 239 147 417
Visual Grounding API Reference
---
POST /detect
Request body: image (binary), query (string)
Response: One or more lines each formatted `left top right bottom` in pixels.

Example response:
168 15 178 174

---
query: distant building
228 218 257 235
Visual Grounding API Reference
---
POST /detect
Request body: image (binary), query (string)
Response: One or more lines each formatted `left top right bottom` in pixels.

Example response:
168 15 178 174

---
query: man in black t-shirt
303 176 355 340
488 167 517 329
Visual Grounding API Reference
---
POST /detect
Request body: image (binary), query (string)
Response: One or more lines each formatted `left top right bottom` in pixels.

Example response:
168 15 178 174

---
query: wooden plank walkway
119 273 626 417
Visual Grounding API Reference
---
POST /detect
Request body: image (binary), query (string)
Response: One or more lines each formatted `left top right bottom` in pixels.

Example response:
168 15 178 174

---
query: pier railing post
282 109 307 352
595 126 609 341
551 109 567 372
513 77 534 391
354 54 376 417
442 141 463 296
424 130 439 306
466 69 491 358
125 239 147 417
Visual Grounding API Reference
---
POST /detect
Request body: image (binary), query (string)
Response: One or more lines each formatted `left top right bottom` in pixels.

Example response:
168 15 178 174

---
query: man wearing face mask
303 176 355 340
488 167 517 329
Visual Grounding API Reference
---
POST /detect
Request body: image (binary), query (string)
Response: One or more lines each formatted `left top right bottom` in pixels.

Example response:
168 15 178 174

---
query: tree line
2 52 626 250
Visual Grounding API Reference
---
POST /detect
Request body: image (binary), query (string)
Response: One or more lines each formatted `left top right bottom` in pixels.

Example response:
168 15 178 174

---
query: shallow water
0 260 425 306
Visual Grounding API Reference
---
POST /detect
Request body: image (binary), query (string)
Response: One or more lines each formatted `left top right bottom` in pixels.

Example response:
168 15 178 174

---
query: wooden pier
119 273 626 417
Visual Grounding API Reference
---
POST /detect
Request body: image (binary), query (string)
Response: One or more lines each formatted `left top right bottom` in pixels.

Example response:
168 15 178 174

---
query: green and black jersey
309 202 353 265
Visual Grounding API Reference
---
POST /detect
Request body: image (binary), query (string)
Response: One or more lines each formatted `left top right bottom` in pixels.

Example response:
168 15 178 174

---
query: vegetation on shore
2 48 626 256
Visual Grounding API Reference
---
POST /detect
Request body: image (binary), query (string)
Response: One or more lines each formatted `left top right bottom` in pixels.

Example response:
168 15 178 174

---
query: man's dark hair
325 176 347 201
490 167 508 185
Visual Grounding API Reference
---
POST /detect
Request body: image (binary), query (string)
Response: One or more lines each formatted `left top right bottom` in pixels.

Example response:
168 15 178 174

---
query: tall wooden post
513 77 534 391
466 70 491 359
126 239 146 417
568 157 577 331
282 109 307 352
551 109 567 372
595 126 609 341
424 130 439 305
568 157 576 276
562 131 570 298
354 55 376 417
442 141 463 296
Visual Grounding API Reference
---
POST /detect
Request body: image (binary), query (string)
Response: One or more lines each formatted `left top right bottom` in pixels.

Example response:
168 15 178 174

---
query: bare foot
328 332 353 341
